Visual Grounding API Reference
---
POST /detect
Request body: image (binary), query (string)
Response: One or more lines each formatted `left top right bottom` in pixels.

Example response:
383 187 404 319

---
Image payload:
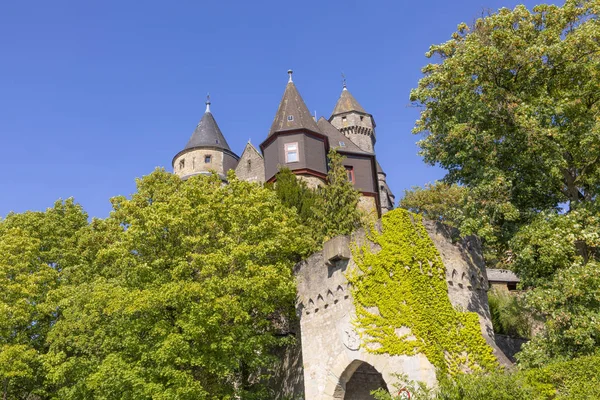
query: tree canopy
409 0 600 368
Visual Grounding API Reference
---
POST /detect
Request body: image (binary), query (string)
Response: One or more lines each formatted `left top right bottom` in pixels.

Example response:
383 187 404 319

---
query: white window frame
285 142 299 163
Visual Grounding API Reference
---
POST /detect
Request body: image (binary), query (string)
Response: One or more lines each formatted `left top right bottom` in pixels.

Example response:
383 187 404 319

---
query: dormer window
179 159 185 170
204 155 212 163
287 115 294 121
285 142 299 163
339 141 346 147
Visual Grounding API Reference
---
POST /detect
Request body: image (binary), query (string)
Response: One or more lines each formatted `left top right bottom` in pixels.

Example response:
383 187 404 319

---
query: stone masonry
276 219 511 399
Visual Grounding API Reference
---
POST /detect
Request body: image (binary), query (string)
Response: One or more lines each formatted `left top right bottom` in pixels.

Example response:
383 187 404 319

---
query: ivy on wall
348 209 498 375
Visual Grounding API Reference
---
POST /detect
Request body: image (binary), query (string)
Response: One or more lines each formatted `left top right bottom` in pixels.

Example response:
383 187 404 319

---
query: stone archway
330 360 389 400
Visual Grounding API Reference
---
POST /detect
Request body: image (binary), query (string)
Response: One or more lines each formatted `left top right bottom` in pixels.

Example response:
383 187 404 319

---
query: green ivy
348 209 498 376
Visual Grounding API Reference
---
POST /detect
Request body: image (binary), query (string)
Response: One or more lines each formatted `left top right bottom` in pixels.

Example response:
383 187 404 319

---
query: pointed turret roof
184 98 233 151
268 70 320 137
331 87 367 116
317 117 370 155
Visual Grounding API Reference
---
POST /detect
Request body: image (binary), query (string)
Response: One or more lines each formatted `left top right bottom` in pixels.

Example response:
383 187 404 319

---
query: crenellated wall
280 219 511 399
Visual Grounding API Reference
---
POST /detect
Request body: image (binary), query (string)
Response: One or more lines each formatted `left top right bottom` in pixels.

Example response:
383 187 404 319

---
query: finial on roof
205 93 211 113
288 69 293 83
342 72 347 91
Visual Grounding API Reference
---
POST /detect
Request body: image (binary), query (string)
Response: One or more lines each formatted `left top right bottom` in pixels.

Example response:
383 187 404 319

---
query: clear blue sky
0 0 542 219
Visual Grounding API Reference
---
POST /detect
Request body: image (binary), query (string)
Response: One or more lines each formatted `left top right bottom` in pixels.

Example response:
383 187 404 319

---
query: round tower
172 96 239 180
329 83 376 154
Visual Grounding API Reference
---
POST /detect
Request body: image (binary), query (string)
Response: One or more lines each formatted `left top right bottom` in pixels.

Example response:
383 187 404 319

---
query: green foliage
374 355 600 400
399 182 466 229
517 261 600 368
487 290 531 338
349 208 497 375
270 150 363 244
0 199 88 399
43 170 315 399
411 0 600 261
314 149 363 241
511 206 600 287
269 167 318 227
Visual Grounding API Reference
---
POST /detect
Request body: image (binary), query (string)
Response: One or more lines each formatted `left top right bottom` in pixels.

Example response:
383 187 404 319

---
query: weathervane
342 72 347 90
205 93 211 112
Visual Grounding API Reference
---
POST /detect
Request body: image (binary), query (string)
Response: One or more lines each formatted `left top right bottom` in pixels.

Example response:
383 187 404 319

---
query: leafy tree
0 199 88 400
487 290 531 338
399 182 466 228
44 170 315 399
314 149 362 241
410 0 600 251
268 167 319 228
510 205 600 287
517 260 600 368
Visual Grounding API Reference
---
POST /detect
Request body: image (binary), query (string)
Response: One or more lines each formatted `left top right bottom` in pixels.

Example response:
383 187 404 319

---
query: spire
268 70 320 137
331 85 367 117
183 99 233 151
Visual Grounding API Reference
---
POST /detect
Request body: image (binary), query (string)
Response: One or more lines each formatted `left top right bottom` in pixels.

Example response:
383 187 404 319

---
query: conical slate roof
317 117 370 155
268 78 320 137
331 87 367 116
184 108 232 151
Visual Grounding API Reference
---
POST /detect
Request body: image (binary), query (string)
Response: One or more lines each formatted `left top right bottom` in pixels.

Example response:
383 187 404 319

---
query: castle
171 70 395 216
168 72 509 399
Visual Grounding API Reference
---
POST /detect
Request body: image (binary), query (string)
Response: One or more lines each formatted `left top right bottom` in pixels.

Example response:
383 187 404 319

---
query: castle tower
329 83 375 154
377 161 395 214
260 70 328 188
172 96 239 180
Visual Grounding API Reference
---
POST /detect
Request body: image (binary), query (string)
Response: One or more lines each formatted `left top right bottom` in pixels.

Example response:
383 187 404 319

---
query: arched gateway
272 221 510 399
328 360 388 400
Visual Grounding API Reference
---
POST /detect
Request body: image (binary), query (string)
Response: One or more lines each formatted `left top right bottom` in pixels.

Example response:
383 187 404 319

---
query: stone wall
287 218 511 399
358 195 378 218
235 143 265 183
329 113 375 154
173 148 238 179
297 174 325 189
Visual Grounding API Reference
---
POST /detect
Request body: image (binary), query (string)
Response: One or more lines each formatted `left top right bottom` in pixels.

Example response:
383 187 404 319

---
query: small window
339 141 346 147
345 166 355 183
192 157 196 169
215 139 219 144
360 116 364 121
287 115 294 121
204 155 212 163
285 142 299 163
179 159 185 170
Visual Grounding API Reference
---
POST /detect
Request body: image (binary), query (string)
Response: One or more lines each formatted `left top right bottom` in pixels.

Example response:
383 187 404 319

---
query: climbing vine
348 209 497 376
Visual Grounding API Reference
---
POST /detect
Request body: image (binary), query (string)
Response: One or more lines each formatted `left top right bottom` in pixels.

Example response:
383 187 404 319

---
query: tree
0 199 88 400
517 260 600 368
268 167 319 228
410 0 600 365
410 0 600 248
44 170 315 399
399 182 466 228
314 149 363 241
